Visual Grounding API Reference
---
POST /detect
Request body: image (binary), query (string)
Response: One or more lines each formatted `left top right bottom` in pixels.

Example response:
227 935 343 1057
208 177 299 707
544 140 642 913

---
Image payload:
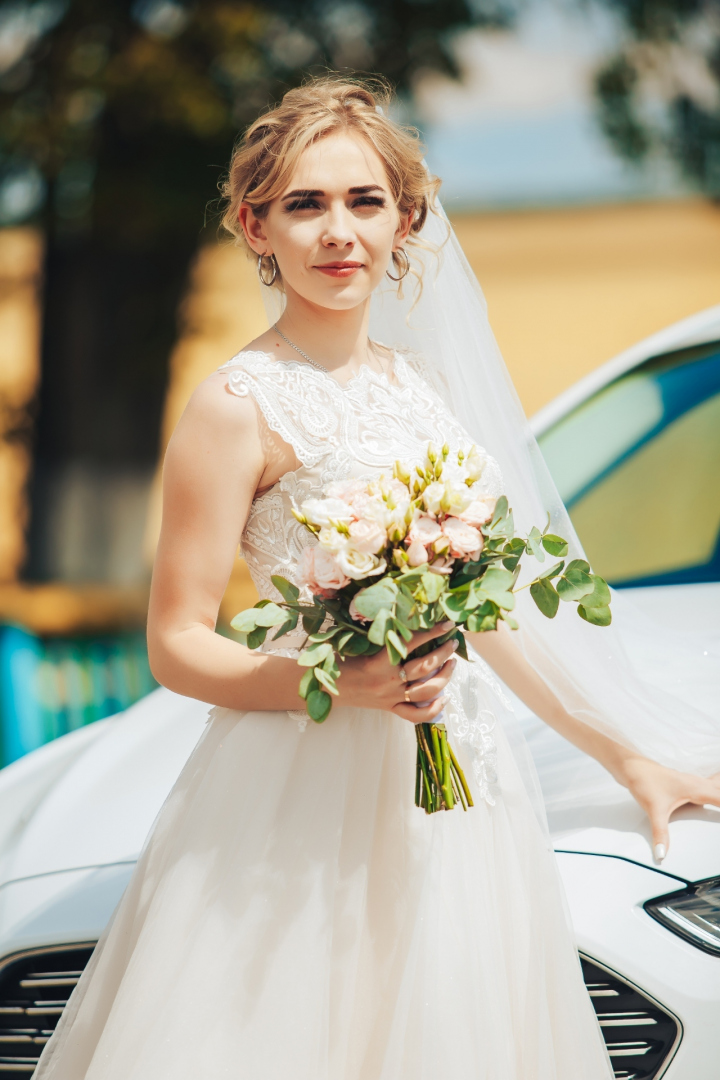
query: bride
36 76 720 1079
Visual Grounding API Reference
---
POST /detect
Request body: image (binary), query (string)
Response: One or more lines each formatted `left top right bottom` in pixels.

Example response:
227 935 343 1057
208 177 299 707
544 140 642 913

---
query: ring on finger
399 664 408 684
404 687 412 704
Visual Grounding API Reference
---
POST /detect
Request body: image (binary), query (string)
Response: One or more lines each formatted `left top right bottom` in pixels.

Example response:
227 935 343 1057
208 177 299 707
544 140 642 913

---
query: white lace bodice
220 348 507 804
221 349 503 602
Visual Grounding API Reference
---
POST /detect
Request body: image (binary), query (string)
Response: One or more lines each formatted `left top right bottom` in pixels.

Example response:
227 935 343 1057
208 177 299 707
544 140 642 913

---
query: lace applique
444 661 500 807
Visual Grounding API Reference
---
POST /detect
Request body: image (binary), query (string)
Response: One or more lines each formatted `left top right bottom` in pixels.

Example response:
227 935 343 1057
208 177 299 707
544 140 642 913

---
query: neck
276 289 371 373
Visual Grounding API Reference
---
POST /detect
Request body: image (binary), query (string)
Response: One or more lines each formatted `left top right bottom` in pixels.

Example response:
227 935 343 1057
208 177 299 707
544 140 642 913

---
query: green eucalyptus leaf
342 634 371 656
580 574 612 609
251 602 288 627
578 604 613 627
530 578 560 619
230 609 262 633
393 620 413 643
368 608 393 646
336 629 354 651
352 580 397 619
538 559 565 581
246 626 269 649
273 615 299 640
541 534 569 557
452 629 469 659
297 642 333 667
302 613 325 635
490 494 508 528
421 572 445 602
271 575 300 603
526 526 545 562
386 628 408 659
314 667 339 695
556 565 594 602
307 689 332 722
386 638 404 665
500 611 519 630
298 669 319 699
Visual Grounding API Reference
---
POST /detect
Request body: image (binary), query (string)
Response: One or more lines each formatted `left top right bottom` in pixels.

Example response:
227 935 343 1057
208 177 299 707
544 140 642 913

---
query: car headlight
645 876 720 956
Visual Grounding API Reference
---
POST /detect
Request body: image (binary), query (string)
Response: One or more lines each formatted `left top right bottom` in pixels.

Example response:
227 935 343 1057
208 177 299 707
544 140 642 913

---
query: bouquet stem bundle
415 723 474 813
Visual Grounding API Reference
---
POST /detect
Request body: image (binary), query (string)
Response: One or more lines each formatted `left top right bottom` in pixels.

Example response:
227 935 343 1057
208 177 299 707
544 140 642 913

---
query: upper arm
148 372 265 642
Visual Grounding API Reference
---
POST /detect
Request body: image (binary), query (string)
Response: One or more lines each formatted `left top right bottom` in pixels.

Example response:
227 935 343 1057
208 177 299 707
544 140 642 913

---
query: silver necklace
272 323 329 373
273 323 376 376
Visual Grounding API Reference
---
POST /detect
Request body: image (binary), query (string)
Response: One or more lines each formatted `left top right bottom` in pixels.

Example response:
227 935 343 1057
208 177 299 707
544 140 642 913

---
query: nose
321 201 355 249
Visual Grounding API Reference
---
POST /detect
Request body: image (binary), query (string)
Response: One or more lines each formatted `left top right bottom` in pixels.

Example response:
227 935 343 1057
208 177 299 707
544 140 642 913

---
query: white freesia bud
465 444 487 483
442 442 450 459
393 547 409 568
427 442 438 464
394 459 411 486
422 481 445 514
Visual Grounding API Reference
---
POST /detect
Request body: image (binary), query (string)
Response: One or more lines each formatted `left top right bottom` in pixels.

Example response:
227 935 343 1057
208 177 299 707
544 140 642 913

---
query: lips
314 262 363 277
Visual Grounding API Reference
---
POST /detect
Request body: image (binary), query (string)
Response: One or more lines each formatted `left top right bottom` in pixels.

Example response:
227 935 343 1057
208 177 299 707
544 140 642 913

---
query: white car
0 309 719 1079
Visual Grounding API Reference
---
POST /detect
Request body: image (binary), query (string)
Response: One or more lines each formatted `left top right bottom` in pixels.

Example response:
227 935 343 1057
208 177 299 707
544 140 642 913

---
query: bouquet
232 442 611 814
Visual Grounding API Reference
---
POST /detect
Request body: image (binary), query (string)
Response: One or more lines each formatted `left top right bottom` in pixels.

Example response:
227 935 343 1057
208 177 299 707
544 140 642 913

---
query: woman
36 76 720 1080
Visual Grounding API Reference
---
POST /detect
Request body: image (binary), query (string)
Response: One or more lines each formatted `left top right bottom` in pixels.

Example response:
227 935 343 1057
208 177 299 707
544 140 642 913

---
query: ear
238 203 272 256
392 207 414 252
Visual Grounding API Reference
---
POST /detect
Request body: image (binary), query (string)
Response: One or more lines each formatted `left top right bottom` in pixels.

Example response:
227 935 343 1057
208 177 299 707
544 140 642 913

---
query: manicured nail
654 843 666 862
451 640 459 652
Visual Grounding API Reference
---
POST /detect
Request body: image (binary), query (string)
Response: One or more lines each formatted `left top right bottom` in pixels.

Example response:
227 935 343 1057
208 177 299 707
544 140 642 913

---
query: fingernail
451 640 459 652
654 843 666 862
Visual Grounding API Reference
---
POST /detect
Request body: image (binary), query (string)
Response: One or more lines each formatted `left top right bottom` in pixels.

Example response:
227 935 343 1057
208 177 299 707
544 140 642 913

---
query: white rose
348 518 387 554
407 539 429 566
335 546 387 580
422 481 445 514
318 526 349 552
441 481 473 516
350 492 387 525
300 497 354 528
406 513 442 546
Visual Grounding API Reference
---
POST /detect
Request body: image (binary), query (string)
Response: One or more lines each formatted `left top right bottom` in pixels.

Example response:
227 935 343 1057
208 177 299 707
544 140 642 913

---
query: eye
283 198 322 212
352 196 386 209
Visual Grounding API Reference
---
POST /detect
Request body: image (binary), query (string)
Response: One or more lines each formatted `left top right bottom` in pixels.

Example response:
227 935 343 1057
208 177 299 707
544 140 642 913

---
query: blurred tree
591 1 720 198
0 0 517 581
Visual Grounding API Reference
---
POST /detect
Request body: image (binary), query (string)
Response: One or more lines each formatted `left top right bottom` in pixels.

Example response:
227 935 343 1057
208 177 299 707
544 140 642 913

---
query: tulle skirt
35 701 612 1079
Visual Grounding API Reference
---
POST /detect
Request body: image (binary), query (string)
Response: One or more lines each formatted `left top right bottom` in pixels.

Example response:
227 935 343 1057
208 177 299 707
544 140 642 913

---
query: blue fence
0 624 157 768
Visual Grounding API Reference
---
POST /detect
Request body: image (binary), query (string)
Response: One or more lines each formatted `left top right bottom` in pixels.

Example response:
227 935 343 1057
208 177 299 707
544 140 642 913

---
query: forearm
466 625 639 784
148 622 308 712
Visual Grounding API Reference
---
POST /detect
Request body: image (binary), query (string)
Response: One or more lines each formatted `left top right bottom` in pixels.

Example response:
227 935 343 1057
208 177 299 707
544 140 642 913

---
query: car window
538 341 720 586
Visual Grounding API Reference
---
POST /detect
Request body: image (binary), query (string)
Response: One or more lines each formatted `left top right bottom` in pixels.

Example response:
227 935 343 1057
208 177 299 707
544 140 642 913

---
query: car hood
0 582 717 888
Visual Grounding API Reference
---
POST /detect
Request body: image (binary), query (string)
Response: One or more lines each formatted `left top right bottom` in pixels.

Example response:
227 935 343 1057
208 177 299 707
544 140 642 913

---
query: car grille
0 944 681 1077
0 945 95 1076
581 955 682 1080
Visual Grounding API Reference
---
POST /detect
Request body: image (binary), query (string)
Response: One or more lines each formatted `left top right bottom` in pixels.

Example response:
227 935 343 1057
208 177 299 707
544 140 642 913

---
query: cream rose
422 481 445 515
460 496 496 528
335 546 387 580
440 481 473 516
441 517 483 560
406 513 442 547
406 539 429 567
348 518 387 555
300 497 354 528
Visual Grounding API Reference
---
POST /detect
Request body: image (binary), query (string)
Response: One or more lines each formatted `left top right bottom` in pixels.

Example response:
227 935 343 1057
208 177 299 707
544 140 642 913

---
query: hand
336 621 459 724
617 756 720 861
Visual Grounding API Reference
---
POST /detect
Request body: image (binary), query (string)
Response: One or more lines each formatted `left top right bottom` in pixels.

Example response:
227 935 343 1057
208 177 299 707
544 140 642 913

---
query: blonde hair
220 74 440 284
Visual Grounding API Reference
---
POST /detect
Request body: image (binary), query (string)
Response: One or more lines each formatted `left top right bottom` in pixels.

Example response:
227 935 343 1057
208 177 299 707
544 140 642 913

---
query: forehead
283 131 390 193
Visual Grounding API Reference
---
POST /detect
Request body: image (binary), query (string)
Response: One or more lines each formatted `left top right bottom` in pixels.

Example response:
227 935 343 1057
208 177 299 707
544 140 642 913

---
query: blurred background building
0 0 718 764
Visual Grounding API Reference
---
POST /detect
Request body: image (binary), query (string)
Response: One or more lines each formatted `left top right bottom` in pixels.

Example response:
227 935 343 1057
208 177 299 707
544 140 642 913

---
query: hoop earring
257 253 278 287
386 248 410 282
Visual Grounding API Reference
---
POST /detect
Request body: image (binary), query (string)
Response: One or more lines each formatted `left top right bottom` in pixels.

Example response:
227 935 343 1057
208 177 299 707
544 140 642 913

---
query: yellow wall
453 199 720 416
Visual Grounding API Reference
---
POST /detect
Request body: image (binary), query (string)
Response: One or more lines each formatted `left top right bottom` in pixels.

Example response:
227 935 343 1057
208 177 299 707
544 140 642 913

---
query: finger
403 639 458 682
404 658 457 702
647 804 670 862
394 695 447 725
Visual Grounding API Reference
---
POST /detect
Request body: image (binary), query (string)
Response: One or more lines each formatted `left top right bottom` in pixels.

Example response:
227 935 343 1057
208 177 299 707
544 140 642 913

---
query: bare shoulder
166 369 264 474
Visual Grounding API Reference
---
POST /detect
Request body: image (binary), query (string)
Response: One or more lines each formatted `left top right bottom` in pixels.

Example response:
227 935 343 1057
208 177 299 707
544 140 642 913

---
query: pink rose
299 546 350 597
348 518 387 554
441 517 483 560
406 513 442 547
460 497 496 528
406 539 429 567
384 478 410 504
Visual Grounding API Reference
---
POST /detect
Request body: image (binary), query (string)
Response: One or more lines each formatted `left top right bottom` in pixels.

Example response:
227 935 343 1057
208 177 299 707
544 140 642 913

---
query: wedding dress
34 347 613 1079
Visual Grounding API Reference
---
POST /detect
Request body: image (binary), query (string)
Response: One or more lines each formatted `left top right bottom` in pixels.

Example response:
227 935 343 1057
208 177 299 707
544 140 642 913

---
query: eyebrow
281 185 386 200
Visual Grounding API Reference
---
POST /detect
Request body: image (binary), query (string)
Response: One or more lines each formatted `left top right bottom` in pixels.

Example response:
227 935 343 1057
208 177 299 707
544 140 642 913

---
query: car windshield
538 340 720 587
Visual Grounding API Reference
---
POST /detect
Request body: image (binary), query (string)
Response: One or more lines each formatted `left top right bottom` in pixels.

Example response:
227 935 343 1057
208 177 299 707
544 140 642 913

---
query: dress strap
219 351 343 468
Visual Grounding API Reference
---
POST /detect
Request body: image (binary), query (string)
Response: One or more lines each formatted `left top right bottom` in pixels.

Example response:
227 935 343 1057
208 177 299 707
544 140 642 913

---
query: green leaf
490 495 508 529
271 575 300 603
386 628 408 659
475 566 515 610
541 534 569 557
500 611 519 630
538 559 565 581
527 526 545 562
421 572 445 602
302 613 325 635
336 629 355 651
393 619 414 643
530 578 560 619
315 667 339 695
230 608 263 633
307 689 332 722
342 634 371 656
297 642 334 667
580 574 612 609
298 669 319 699
252 602 289 627
556 564 594 602
452 629 469 659
352 580 397 619
368 608 393 646
467 609 499 632
246 626 269 649
386 638 404 665
578 604 612 627
273 614 299 640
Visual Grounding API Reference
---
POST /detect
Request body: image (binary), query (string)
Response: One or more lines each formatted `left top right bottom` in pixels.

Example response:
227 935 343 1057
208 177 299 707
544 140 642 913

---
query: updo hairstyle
220 74 441 286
